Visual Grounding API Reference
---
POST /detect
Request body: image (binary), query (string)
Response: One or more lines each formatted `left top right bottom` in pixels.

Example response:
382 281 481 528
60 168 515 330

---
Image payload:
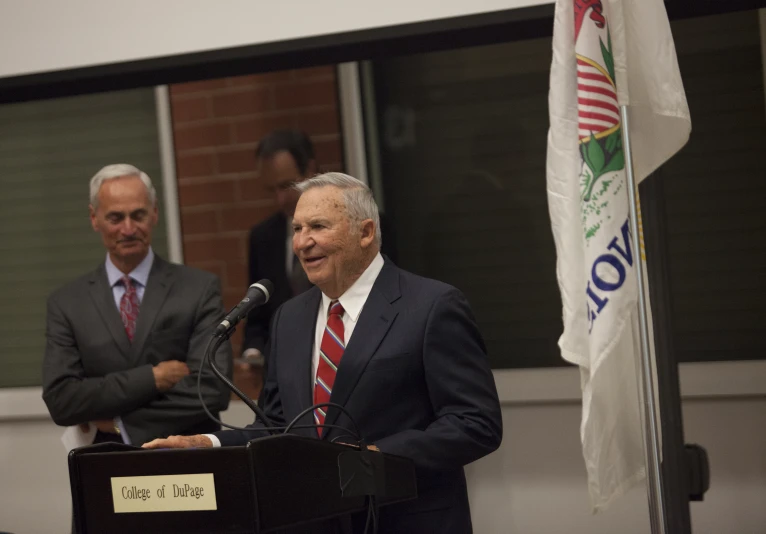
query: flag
546 0 691 512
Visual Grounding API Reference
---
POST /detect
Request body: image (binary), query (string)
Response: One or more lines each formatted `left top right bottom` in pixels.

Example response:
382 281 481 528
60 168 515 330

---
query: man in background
43 163 232 447
242 130 317 366
145 173 502 533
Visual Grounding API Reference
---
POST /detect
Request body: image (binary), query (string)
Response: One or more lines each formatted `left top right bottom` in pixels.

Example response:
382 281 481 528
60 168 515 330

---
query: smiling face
291 186 377 299
89 174 158 273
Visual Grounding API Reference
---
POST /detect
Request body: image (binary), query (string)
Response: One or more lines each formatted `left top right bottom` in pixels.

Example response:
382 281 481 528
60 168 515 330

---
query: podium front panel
70 445 255 534
69 436 416 533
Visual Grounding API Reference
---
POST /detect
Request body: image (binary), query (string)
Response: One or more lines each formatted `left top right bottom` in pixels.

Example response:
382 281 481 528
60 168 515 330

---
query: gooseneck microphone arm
197 279 364 443
200 333 276 433
197 279 277 434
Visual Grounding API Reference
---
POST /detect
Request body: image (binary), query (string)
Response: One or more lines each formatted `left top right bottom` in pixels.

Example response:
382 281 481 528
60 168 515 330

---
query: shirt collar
105 248 155 288
321 253 384 322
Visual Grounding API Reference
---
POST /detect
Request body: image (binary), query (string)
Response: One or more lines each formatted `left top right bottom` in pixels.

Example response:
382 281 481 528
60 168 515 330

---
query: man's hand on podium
142 434 213 449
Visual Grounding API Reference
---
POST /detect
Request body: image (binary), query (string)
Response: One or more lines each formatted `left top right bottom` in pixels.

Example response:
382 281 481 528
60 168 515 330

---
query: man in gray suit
43 164 232 447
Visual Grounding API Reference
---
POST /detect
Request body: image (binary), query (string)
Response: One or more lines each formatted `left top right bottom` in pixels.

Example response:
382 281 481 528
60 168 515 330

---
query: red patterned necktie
314 300 345 436
119 276 140 342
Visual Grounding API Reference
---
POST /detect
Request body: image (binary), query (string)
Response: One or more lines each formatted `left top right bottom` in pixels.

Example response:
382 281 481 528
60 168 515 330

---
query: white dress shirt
103 247 155 445
207 252 385 447
104 247 154 307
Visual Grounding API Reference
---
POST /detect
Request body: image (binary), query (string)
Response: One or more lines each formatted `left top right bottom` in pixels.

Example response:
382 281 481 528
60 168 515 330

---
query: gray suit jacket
42 255 232 446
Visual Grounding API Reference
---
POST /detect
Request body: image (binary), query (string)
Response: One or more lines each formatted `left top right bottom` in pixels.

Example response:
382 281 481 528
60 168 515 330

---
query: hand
235 348 264 372
152 360 190 392
78 423 91 433
142 434 213 449
92 419 119 434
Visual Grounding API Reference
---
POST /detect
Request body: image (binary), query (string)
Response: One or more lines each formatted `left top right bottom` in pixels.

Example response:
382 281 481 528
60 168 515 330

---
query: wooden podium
68 434 417 533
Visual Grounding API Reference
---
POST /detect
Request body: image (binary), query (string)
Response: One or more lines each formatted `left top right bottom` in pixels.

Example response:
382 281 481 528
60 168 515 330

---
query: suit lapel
88 264 131 357
129 257 175 365
323 261 401 437
283 288 321 436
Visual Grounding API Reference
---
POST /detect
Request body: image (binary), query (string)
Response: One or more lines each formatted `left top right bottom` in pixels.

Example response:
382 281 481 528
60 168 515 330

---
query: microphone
215 280 273 336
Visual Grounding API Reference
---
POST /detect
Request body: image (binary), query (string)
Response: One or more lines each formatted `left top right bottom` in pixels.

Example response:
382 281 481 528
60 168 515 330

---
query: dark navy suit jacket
217 259 502 533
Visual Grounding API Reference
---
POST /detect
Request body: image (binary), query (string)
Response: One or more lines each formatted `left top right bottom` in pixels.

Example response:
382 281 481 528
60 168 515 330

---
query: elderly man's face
292 186 374 299
89 175 158 269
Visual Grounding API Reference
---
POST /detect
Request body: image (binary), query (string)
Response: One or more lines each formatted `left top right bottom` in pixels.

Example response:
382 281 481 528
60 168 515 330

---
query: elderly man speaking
145 173 502 533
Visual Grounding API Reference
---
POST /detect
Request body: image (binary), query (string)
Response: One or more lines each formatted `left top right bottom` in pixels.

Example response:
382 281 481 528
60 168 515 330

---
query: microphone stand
204 330 276 434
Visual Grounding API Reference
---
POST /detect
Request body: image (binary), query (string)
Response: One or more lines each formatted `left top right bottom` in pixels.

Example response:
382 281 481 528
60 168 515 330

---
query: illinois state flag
546 0 691 511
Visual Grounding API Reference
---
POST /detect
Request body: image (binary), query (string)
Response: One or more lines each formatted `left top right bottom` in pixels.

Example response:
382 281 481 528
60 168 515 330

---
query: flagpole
619 105 668 534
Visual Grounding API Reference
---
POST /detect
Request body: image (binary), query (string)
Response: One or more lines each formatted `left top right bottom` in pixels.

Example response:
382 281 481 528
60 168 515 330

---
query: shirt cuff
204 434 221 448
115 417 131 445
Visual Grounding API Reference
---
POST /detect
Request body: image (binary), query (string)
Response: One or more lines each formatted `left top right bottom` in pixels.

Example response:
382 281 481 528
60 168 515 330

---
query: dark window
366 9 766 368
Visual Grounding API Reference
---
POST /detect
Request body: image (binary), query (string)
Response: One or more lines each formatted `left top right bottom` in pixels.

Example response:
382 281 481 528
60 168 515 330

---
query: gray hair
295 172 382 247
89 164 157 209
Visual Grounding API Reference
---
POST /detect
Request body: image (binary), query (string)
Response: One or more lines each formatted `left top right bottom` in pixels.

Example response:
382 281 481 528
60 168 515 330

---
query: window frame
0 85 183 417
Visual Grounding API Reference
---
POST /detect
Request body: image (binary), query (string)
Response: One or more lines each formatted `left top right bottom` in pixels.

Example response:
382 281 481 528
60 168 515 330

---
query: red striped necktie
314 300 345 436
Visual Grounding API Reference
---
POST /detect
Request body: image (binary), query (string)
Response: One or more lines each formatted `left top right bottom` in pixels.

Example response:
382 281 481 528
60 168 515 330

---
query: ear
359 219 376 249
89 205 99 232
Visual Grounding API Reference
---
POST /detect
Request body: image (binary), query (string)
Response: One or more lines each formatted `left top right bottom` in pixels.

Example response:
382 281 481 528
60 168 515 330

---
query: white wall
466 398 766 534
0 0 550 79
2 370 765 534
0 417 72 533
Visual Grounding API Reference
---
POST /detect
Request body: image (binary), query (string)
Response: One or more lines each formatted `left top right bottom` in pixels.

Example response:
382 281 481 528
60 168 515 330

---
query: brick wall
169 66 344 397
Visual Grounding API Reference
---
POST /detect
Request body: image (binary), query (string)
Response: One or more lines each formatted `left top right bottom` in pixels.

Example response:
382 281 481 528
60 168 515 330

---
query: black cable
195 343 360 440
197 333 277 434
197 335 363 439
362 497 373 534
280 423 359 435
197 330 365 450
197 391 360 437
361 495 380 534
371 494 379 534
284 402 362 439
